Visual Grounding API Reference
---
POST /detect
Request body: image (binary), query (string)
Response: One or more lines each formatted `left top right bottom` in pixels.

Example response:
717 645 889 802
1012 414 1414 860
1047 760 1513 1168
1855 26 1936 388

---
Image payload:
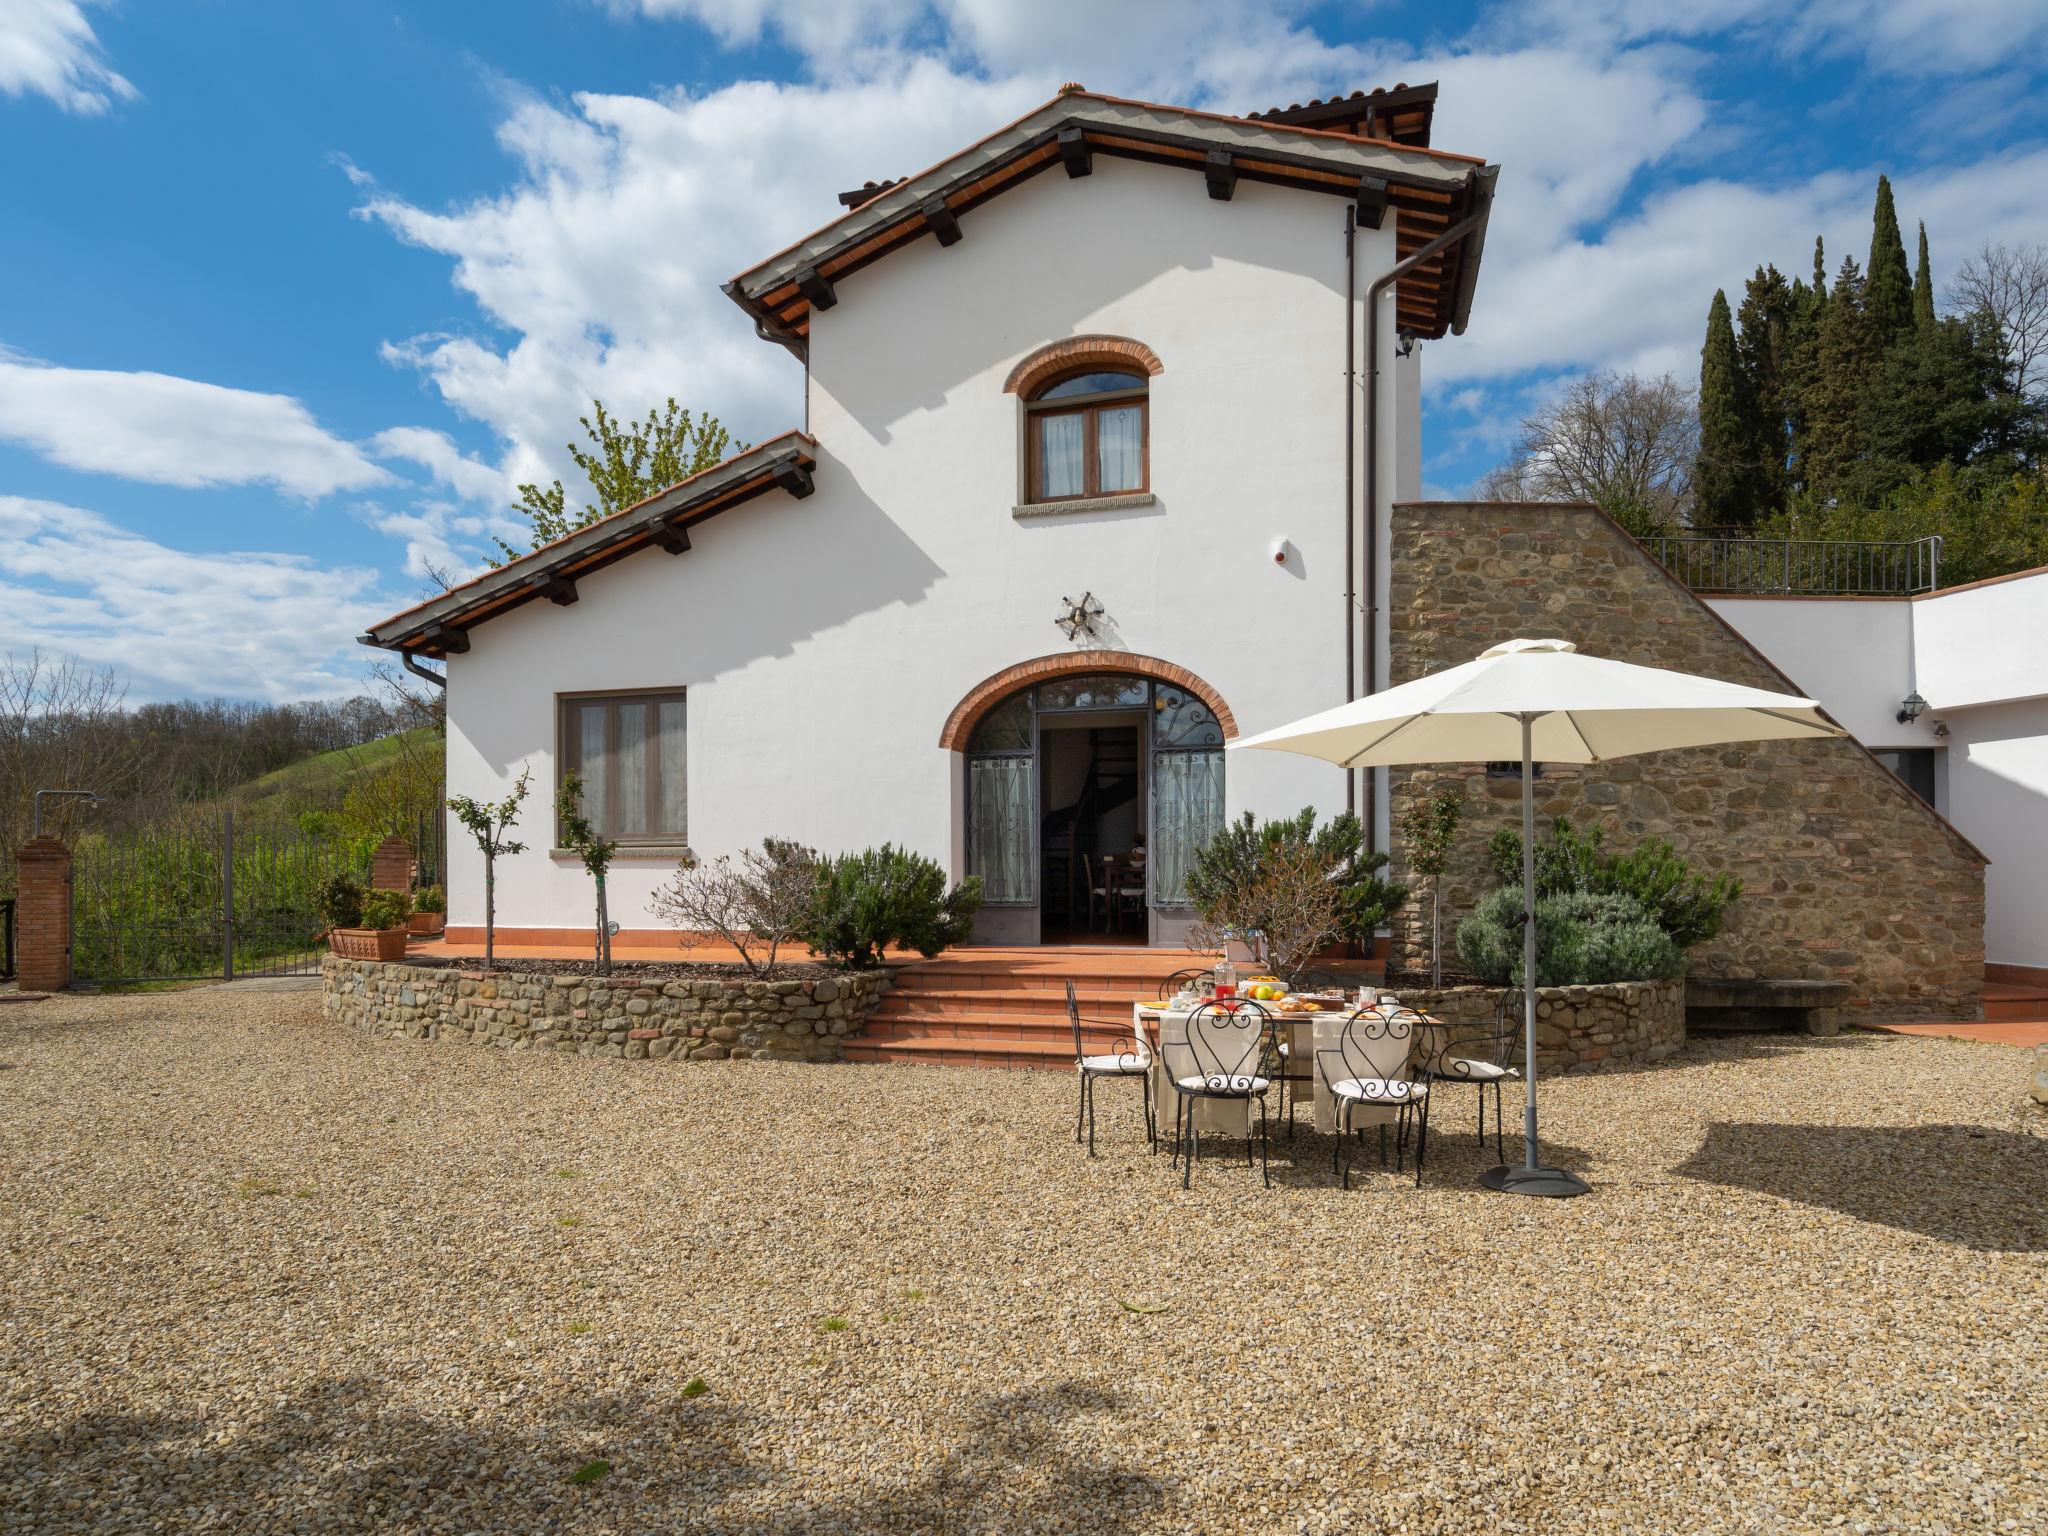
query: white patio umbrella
1229 637 1843 1198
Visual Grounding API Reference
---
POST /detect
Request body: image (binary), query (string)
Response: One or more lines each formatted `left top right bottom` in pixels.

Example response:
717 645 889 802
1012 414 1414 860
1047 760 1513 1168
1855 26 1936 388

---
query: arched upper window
1025 367 1148 503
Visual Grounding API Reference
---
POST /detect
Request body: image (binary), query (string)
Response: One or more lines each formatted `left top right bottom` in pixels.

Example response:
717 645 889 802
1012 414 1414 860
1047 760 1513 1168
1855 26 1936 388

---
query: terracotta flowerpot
408 912 445 936
330 927 411 961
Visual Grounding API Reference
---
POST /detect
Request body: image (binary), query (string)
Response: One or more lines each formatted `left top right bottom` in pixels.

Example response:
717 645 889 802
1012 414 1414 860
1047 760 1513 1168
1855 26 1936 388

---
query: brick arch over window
939 651 1237 750
1002 335 1164 397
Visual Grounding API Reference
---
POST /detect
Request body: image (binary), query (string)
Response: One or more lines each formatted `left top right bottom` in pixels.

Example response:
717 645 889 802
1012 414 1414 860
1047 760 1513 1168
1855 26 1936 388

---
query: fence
70 812 372 984
1 897 14 981
1644 533 1942 596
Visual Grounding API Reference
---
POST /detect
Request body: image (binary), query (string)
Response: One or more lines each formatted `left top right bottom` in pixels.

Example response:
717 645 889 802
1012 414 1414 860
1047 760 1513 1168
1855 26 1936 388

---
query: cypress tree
1697 290 1754 527
1913 221 1936 330
1784 239 1828 492
1737 264 1794 513
1866 175 1914 347
1802 256 1875 498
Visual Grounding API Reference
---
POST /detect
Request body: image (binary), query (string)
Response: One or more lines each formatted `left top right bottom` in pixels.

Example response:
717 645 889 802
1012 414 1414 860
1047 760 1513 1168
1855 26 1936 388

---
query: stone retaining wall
322 957 893 1062
1391 978 1685 1072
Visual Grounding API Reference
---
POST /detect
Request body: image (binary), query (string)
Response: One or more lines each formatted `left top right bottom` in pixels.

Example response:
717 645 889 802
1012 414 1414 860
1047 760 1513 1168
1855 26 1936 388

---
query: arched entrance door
947 660 1230 946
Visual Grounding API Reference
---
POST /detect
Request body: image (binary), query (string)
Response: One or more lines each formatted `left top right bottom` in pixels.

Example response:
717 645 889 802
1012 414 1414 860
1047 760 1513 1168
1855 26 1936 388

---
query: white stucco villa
361 81 2044 988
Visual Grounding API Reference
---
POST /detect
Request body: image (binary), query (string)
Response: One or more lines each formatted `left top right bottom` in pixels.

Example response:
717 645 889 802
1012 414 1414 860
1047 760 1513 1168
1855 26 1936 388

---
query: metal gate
71 813 368 984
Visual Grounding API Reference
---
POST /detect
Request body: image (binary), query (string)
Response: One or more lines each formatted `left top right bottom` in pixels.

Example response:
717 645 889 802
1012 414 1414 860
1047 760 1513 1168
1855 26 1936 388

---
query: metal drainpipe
402 651 447 690
1360 209 1486 855
1342 205 1357 819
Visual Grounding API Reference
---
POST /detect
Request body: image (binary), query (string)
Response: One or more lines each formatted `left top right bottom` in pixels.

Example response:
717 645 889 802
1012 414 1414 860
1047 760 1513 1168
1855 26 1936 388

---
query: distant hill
222 728 441 826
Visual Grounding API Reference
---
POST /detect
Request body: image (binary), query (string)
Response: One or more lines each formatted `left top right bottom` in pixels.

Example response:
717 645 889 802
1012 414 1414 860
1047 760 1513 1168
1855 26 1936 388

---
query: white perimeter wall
442 158 1408 935
1712 574 2048 967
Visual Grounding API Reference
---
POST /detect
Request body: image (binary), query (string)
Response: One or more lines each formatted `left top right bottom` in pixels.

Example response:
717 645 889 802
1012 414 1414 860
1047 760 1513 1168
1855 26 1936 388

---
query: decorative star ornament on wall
1055 591 1104 642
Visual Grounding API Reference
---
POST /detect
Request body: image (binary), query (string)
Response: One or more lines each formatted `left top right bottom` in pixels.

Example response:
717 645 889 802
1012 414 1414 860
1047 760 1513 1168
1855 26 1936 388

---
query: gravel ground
2 988 2044 1536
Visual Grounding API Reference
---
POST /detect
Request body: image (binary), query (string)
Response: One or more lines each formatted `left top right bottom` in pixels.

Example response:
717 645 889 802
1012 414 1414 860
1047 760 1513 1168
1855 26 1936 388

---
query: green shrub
414 883 446 914
1186 808 1407 949
360 888 414 932
1487 817 1739 950
1455 887 1682 986
317 872 365 930
805 845 982 969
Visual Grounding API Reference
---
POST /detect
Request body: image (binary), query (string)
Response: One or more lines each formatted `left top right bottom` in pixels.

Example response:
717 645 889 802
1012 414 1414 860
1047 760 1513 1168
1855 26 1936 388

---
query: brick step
860 1012 1137 1045
842 1034 1076 1071
872 986 1161 1018
1985 994 2048 1022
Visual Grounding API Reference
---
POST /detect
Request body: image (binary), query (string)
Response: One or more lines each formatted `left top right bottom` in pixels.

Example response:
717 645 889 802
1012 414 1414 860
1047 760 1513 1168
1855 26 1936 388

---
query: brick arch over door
939 652 1238 750
1002 335 1165 397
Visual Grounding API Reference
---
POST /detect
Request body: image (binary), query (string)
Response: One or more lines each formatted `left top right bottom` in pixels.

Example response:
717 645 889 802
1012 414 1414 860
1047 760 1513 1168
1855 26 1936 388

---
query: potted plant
409 884 446 936
326 879 414 961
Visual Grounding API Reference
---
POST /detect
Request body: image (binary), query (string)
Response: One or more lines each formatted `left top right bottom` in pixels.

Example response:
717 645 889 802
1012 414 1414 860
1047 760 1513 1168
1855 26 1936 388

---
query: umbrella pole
1481 713 1591 1199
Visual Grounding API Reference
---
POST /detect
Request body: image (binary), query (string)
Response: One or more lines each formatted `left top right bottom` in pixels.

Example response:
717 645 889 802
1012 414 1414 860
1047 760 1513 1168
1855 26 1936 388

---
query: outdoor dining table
1132 1001 1407 1138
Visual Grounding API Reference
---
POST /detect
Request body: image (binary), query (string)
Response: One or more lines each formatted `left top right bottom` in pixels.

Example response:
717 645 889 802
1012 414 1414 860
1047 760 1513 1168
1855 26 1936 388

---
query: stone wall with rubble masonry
1390 978 1685 1073
1385 502 1985 1023
322 957 893 1061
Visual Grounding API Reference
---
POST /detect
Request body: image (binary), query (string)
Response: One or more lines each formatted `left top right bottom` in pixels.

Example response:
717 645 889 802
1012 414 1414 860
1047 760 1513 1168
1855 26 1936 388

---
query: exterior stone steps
1983 981 2048 1022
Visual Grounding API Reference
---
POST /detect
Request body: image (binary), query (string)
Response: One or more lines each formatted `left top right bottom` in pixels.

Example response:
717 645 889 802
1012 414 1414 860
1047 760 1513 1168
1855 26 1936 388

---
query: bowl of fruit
1242 976 1288 1002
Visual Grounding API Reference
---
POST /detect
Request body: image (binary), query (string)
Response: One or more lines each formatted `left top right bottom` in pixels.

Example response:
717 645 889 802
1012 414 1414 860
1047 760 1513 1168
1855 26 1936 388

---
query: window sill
550 845 693 861
1012 491 1156 520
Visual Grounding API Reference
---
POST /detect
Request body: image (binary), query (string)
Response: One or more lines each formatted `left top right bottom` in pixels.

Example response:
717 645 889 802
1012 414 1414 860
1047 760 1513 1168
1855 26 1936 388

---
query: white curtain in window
656 698 687 839
1096 404 1143 492
1038 414 1084 498
577 706 610 834
1151 750 1224 906
969 756 1034 903
615 702 648 836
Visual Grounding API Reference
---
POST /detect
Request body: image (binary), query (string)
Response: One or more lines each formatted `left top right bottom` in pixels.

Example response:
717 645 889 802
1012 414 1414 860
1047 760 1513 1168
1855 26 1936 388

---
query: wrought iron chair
1066 979 1152 1155
1315 1004 1432 1188
1156 967 1210 1002
1163 998 1276 1188
1421 988 1521 1162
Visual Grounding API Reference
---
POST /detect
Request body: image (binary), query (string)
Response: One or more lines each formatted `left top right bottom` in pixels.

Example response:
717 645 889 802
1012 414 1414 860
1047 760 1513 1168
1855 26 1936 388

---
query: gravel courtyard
2 987 2043 1536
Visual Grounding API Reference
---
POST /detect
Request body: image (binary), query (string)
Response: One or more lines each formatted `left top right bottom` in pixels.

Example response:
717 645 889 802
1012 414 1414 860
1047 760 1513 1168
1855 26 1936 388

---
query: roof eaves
727 93 1483 304
359 431 818 652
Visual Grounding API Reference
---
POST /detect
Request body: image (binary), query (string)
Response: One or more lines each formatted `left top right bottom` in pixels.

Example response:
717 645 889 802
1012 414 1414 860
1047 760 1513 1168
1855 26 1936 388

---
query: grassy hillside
224 728 441 825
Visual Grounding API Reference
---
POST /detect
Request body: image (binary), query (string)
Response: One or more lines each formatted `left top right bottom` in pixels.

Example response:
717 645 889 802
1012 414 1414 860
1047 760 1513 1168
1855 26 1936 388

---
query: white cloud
1497 0 2048 76
370 425 514 505
0 0 135 113
0 497 392 701
356 59 1052 483
0 350 394 498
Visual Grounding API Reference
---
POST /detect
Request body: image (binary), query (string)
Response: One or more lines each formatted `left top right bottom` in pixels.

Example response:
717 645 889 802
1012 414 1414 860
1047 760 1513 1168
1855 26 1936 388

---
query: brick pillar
16 836 73 993
370 834 414 892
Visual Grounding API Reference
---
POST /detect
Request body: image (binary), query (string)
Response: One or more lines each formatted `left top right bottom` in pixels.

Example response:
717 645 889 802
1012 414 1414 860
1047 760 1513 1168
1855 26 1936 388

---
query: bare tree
1478 371 1699 535
0 651 131 857
649 839 820 976
1949 241 2048 398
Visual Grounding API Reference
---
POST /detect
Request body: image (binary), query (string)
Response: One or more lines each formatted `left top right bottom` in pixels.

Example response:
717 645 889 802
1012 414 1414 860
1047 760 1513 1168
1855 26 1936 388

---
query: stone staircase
847 946 1386 1070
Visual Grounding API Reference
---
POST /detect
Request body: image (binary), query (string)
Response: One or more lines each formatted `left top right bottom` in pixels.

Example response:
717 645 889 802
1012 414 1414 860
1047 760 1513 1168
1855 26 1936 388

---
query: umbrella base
1481 1164 1591 1199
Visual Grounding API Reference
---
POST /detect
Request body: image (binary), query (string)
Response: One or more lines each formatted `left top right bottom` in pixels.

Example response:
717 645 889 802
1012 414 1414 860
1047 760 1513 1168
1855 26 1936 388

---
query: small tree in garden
648 838 820 977
1185 807 1408 969
447 764 531 972
805 845 981 969
1400 783 1465 988
555 773 619 974
1189 841 1342 983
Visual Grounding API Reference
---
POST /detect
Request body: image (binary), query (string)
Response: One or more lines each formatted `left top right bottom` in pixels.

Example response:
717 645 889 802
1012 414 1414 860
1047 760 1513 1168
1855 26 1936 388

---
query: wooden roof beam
1356 174 1389 230
772 460 816 499
423 623 469 655
921 195 962 247
648 521 691 555
1058 125 1092 178
794 267 836 311
527 573 578 607
1204 150 1237 201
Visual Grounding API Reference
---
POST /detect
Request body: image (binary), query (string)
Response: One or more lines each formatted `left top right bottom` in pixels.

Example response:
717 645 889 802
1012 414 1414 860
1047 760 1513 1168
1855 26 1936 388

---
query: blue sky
4 0 2046 701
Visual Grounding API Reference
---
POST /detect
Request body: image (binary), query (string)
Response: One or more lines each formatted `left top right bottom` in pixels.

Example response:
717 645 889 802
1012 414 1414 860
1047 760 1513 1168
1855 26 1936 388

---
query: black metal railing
1 897 15 981
1645 533 1942 595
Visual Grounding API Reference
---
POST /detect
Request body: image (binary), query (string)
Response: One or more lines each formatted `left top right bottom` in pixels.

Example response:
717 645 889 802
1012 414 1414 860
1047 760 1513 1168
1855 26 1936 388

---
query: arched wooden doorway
944 654 1234 946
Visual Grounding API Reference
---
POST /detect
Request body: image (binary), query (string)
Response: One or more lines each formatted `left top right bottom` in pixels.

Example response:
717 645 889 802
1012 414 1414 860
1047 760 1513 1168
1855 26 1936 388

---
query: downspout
1361 207 1486 856
1342 205 1357 820
402 651 447 690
